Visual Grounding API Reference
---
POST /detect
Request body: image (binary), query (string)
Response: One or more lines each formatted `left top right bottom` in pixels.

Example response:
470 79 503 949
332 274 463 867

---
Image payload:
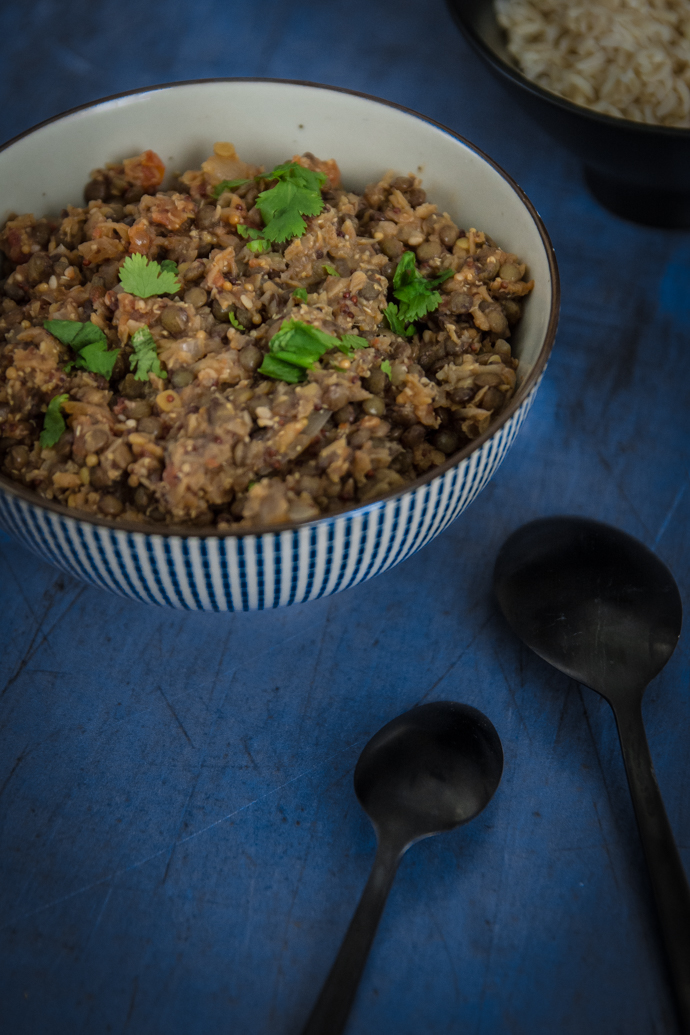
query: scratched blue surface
1 2 689 1033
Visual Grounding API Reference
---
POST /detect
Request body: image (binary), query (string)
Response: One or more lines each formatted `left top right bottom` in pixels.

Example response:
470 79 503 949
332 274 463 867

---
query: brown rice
495 0 690 127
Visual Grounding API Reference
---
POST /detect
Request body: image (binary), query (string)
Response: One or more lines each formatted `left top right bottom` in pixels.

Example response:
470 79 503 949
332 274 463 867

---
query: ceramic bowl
446 0 690 228
0 78 558 611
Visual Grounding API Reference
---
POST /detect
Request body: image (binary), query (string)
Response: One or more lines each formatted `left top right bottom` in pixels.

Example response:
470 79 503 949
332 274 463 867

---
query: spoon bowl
494 516 682 701
494 516 690 1033
302 701 503 1035
355 702 504 842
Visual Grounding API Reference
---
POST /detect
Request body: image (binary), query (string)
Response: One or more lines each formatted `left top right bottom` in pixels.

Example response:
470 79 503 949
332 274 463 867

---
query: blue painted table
1 2 689 1032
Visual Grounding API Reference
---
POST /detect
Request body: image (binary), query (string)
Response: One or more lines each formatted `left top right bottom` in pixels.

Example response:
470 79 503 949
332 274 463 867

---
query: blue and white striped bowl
0 80 558 611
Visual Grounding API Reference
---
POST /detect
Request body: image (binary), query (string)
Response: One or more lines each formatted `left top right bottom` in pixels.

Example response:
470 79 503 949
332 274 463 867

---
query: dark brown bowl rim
446 0 690 139
0 76 560 540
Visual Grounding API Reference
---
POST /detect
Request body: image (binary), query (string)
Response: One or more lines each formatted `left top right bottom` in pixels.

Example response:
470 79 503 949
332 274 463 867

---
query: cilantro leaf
429 268 456 289
293 287 308 303
271 349 317 370
258 319 364 382
380 359 392 378
269 320 334 361
390 251 454 325
383 302 414 337
255 161 326 244
237 224 269 254
231 163 327 251
45 319 107 351
160 259 179 276
257 182 311 242
69 341 121 378
259 354 305 383
212 178 250 198
119 253 182 298
338 334 367 355
268 162 327 192
45 319 120 378
40 393 69 449
129 327 167 381
323 264 338 277
228 312 242 330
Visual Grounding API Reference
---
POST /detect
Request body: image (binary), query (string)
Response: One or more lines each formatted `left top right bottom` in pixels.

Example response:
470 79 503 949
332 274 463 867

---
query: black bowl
446 0 690 228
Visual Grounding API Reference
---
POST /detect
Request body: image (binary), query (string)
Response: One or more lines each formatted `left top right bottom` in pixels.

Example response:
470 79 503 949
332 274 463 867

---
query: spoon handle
614 698 690 1033
301 837 402 1035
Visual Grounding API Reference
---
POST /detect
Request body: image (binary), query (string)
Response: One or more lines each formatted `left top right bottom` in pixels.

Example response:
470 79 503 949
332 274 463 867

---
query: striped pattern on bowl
0 386 537 611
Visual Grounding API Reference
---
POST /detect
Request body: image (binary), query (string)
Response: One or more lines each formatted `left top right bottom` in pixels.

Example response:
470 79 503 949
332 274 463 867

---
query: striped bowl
0 80 559 611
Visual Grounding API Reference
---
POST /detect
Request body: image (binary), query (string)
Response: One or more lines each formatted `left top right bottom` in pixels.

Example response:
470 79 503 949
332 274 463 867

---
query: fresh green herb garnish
228 311 242 330
237 224 269 254
40 393 69 449
258 320 367 382
383 251 455 336
45 319 106 351
260 354 306 384
45 319 121 378
338 334 368 354
228 162 329 254
383 302 414 338
380 359 392 378
236 162 327 253
119 253 182 298
256 162 326 244
129 327 167 381
160 259 179 276
266 321 333 371
323 264 338 277
394 250 454 319
212 178 250 198
67 342 120 378
293 287 308 303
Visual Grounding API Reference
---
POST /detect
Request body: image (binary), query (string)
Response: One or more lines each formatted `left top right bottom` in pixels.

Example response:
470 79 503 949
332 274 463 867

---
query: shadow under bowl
446 0 690 228
0 78 558 611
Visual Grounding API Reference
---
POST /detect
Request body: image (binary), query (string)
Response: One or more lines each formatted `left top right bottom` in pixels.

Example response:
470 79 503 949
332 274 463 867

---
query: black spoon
494 516 689 1032
301 701 503 1035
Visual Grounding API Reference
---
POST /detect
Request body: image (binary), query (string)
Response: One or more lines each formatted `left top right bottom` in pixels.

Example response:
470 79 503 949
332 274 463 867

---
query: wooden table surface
1 2 689 1033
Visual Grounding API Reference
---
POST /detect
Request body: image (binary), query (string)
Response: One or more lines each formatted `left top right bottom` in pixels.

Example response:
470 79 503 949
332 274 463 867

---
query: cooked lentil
0 143 533 530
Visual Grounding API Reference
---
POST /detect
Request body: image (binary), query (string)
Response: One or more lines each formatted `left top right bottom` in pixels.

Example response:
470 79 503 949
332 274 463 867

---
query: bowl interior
1 79 555 382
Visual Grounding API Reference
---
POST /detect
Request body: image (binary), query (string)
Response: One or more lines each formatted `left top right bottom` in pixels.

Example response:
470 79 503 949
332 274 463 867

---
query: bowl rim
0 76 560 540
445 0 690 139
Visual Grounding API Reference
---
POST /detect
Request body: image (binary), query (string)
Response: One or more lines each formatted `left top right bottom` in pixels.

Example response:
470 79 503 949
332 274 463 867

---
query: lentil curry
0 143 533 530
